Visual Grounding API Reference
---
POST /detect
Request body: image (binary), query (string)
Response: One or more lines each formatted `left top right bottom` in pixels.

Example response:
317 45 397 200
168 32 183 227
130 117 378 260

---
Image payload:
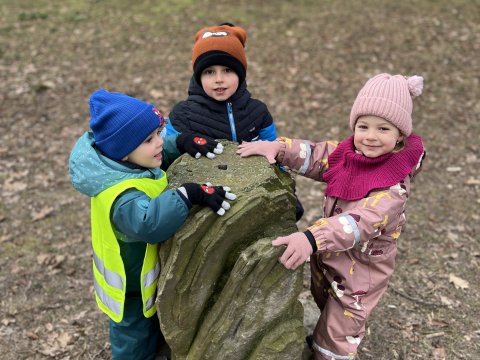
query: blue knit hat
89 90 165 160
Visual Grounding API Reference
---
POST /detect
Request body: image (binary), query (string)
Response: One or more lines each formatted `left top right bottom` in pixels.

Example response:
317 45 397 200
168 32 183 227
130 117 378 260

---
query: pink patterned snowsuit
276 137 424 360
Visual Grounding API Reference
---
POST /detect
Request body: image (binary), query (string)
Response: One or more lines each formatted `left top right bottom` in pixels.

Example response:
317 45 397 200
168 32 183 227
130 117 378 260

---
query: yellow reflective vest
90 175 168 322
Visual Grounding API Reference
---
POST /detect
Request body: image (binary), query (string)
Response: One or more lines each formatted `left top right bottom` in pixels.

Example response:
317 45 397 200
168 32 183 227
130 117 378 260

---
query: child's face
200 65 239 101
353 115 403 158
122 127 166 168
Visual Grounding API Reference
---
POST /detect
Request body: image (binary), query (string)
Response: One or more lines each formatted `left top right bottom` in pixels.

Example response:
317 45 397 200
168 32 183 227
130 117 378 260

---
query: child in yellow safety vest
69 89 236 360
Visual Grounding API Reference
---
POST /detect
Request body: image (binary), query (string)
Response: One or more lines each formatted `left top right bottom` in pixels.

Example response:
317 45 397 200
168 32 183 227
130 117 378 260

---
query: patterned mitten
177 182 236 216
176 132 223 159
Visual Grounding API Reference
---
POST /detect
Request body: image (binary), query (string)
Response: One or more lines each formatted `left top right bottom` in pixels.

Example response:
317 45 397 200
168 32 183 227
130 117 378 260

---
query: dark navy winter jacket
166 76 277 142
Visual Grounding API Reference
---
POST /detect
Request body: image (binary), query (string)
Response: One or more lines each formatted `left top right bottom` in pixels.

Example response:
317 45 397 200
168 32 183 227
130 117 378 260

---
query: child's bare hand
236 140 281 164
272 232 313 270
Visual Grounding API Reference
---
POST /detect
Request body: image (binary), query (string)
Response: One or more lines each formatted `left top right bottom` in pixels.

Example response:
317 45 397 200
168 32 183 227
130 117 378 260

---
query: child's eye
224 68 233 73
145 136 152 143
379 127 391 131
204 69 214 75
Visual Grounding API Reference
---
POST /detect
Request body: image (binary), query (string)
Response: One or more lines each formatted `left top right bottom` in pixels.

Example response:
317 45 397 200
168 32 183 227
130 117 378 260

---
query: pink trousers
309 247 396 359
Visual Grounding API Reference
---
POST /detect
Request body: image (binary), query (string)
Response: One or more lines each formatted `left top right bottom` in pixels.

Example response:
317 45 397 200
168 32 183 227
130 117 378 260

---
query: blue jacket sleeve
258 122 277 141
111 188 190 244
161 133 182 169
165 120 180 137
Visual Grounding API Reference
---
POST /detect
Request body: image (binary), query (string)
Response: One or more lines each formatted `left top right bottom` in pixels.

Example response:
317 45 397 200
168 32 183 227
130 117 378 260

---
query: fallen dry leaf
439 295 456 307
448 273 469 290
57 332 74 347
2 170 29 195
2 179 27 195
37 254 67 269
31 206 54 222
37 254 49 265
0 234 13 243
1 318 16 326
432 347 447 360
150 89 165 98
26 331 39 340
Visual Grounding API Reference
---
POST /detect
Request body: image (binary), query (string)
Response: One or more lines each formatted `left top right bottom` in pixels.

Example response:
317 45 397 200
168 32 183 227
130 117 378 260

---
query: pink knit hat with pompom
349 73 423 136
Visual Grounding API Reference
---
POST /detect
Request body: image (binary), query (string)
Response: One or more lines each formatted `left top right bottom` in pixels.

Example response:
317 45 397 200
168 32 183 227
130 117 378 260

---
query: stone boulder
156 142 304 359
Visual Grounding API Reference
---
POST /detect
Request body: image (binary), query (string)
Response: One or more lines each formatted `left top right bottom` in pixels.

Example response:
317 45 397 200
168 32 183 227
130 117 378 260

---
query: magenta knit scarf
323 134 424 201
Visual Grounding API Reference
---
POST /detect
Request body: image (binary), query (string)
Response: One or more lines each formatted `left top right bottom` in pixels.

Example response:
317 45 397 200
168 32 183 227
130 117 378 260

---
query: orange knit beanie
191 23 247 84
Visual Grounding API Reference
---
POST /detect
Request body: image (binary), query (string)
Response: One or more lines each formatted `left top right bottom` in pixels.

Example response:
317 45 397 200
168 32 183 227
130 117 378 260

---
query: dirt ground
1 1 479 359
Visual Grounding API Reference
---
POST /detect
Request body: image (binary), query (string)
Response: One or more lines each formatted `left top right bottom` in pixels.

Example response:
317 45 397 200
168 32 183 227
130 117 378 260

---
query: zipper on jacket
227 102 237 142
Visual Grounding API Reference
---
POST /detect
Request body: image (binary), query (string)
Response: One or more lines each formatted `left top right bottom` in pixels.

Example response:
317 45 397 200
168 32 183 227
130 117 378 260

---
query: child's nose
365 130 377 139
215 73 224 82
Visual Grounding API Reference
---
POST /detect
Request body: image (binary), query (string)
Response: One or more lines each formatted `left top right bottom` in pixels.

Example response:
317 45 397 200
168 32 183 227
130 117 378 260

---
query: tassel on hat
349 73 424 136
89 90 165 160
191 23 247 84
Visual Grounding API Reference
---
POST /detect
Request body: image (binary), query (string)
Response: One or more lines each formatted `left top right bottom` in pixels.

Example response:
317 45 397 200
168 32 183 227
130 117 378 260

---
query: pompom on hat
89 90 165 160
191 23 247 84
349 73 424 136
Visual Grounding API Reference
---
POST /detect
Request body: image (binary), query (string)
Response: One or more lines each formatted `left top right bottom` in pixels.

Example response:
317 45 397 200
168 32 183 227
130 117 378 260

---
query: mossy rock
156 142 304 360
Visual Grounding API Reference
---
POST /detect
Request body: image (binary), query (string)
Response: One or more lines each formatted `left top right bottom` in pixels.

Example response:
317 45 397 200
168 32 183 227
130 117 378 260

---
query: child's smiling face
354 115 403 158
122 126 166 168
200 65 239 101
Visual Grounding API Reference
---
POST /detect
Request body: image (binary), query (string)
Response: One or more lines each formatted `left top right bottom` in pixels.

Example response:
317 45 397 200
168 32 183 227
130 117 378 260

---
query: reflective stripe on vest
143 254 161 312
144 261 161 289
93 250 124 290
93 275 121 316
90 175 168 322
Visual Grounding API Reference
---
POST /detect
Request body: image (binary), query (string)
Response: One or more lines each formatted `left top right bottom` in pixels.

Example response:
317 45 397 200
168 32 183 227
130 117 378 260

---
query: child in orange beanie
166 22 277 143
167 22 305 220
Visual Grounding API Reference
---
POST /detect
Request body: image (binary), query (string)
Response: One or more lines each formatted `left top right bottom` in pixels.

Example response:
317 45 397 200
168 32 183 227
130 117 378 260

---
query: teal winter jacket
69 132 189 293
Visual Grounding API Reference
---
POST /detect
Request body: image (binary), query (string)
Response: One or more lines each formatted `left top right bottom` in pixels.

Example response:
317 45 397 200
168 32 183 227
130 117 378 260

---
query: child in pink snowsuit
237 73 426 359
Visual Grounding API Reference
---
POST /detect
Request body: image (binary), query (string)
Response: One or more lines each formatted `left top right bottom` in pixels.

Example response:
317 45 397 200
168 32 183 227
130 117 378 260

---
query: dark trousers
109 296 160 360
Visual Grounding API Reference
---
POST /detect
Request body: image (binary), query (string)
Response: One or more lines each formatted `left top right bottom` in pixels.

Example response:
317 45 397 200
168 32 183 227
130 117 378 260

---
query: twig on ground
90 347 106 360
389 285 447 307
